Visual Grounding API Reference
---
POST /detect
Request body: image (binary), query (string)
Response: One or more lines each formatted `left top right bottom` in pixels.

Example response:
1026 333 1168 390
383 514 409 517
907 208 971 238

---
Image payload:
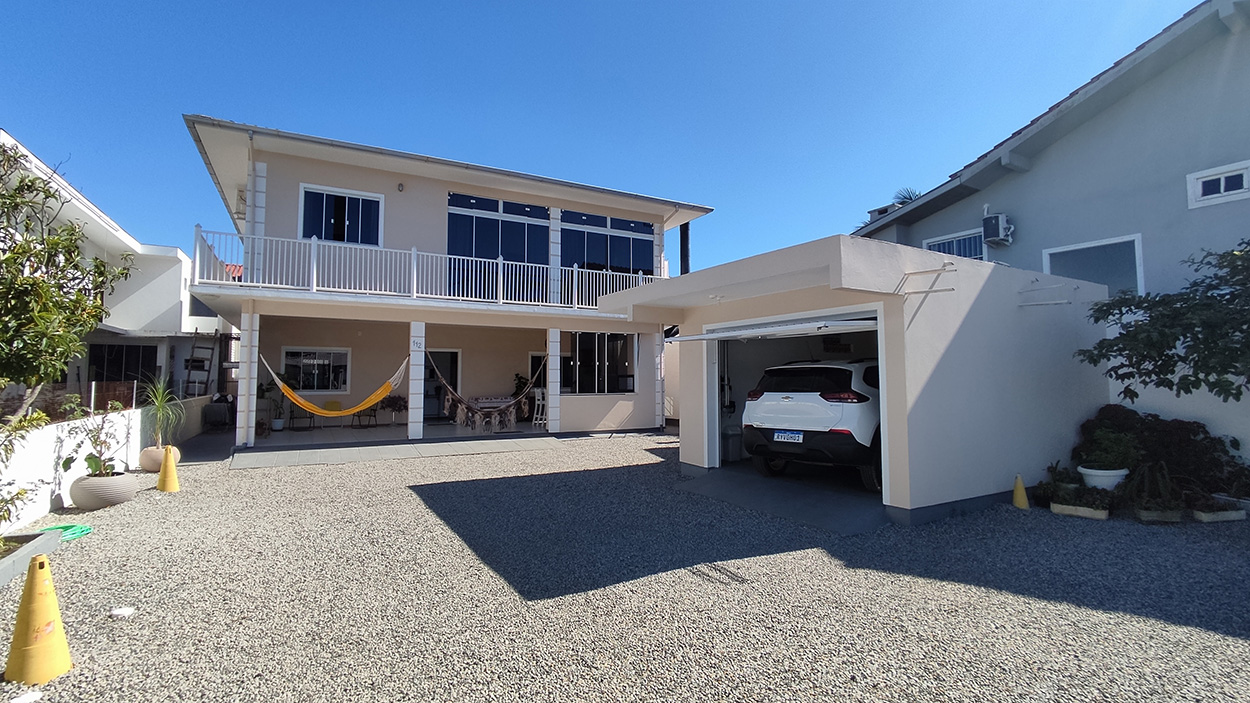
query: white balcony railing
193 229 659 309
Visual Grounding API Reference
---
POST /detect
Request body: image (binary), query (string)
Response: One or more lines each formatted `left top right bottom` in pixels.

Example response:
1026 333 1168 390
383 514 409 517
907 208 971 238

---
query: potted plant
1122 461 1184 523
1049 485 1114 520
60 397 137 511
379 394 408 425
1076 429 1140 490
258 378 285 431
138 375 186 472
1188 493 1247 523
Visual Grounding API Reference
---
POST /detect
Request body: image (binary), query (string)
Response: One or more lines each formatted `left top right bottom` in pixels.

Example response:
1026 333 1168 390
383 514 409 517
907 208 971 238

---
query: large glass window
564 332 635 394
88 344 158 383
281 348 350 393
302 188 381 245
560 227 654 275
924 230 984 260
447 193 549 264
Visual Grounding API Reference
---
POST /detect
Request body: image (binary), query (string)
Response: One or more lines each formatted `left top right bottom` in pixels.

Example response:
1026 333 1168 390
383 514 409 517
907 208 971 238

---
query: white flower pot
139 445 181 473
1077 466 1129 490
271 418 285 431
69 473 138 511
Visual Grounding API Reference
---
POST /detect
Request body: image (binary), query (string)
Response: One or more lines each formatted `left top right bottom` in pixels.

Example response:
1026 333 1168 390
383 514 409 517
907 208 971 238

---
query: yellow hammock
259 354 408 418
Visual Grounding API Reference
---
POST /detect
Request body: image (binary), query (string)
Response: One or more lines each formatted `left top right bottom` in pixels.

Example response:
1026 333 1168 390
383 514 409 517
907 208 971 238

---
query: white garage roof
671 319 877 342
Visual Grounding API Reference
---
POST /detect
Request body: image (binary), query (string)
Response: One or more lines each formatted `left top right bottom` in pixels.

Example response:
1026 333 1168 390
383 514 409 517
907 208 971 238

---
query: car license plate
774 430 803 443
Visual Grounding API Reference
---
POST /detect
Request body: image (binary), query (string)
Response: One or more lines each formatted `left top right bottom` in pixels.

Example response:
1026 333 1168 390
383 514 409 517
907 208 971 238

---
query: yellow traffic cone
1013 474 1030 510
157 444 180 493
4 554 71 685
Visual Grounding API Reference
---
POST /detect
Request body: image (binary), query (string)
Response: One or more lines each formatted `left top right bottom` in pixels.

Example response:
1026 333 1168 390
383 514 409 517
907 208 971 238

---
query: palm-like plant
141 375 185 447
893 187 923 205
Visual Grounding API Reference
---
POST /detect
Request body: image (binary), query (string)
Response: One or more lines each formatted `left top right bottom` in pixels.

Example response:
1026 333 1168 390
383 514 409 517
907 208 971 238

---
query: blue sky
2 0 1197 270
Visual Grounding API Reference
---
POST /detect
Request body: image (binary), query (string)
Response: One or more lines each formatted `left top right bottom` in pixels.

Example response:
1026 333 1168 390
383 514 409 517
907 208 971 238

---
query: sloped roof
856 0 1245 237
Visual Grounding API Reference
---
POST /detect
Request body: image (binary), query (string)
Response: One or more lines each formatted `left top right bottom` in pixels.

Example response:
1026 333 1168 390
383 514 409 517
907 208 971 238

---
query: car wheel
754 456 788 477
859 434 883 493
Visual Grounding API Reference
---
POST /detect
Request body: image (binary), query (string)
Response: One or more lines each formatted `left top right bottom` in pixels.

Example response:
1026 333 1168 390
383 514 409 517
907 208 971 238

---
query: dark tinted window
561 210 608 228
359 198 380 245
448 193 498 212
1201 178 1222 197
610 217 654 234
1226 173 1245 192
500 220 527 262
585 232 608 270
325 193 347 241
862 366 879 389
503 201 549 219
474 217 500 259
526 224 549 265
608 235 632 273
302 191 324 239
448 213 474 256
756 367 853 394
632 238 654 275
345 196 362 243
561 228 585 267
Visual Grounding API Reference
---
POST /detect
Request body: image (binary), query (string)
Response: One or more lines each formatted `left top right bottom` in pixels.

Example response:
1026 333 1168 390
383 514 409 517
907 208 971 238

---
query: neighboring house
0 129 231 411
182 116 711 447
854 0 1250 443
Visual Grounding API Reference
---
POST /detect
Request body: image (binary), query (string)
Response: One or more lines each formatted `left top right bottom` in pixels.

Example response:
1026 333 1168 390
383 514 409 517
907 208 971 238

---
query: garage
600 235 1111 526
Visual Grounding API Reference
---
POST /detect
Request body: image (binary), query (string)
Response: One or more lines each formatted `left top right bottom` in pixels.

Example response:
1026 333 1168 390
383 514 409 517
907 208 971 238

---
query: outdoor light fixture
397 183 404 192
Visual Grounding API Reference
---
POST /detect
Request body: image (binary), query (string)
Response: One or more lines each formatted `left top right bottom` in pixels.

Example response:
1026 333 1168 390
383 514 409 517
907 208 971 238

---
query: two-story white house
183 116 712 447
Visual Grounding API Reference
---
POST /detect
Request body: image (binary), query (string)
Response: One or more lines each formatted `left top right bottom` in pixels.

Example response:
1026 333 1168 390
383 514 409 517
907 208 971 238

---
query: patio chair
532 388 547 428
322 400 343 428
352 403 378 429
289 404 315 431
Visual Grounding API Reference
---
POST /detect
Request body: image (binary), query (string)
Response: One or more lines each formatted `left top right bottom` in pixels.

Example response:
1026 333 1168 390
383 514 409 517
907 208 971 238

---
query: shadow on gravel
409 462 821 601
827 511 1250 640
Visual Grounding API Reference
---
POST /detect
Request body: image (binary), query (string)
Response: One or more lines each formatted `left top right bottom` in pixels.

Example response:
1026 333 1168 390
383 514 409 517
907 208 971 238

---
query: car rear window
755 367 853 394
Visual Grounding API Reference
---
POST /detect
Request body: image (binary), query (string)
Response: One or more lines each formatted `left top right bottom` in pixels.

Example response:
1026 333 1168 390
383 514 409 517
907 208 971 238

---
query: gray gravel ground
1 433 1248 702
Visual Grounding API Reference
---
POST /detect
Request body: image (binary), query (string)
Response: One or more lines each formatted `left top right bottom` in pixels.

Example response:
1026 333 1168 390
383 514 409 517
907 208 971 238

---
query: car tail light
828 428 853 435
820 390 870 403
746 389 763 401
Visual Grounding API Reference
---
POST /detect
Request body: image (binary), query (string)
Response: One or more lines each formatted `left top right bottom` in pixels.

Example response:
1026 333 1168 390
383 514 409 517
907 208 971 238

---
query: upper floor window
301 185 382 245
1187 159 1250 209
447 193 549 265
923 229 984 260
560 210 655 275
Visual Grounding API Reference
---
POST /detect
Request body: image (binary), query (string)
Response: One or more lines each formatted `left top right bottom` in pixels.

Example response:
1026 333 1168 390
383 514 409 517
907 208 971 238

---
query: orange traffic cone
157 444 180 493
4 554 71 685
1013 474 1030 510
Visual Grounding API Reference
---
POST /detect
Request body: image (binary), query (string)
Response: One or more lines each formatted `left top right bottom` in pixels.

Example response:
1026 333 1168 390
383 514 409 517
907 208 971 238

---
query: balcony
193 229 660 309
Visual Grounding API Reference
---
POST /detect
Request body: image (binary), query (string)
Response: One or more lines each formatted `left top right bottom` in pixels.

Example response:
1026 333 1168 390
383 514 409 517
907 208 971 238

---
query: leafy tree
1076 239 1249 403
0 142 132 520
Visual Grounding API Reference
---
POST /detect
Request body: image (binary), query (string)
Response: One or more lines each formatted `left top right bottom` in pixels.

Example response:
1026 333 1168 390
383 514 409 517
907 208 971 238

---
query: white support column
652 332 665 428
654 222 665 277
548 208 562 304
236 303 260 447
407 322 426 440
546 328 561 432
244 162 267 282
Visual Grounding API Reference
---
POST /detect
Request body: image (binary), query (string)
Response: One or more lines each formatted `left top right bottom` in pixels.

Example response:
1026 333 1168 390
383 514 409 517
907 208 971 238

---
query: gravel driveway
1 433 1247 701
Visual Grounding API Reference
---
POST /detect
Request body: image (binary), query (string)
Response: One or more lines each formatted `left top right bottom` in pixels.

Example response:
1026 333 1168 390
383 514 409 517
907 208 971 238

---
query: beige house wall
258 149 669 254
256 313 659 432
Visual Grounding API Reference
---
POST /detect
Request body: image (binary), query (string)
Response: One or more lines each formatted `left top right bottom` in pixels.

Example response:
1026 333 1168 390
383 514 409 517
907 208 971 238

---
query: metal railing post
193 224 202 284
411 247 419 298
573 264 580 308
497 255 504 304
309 236 318 292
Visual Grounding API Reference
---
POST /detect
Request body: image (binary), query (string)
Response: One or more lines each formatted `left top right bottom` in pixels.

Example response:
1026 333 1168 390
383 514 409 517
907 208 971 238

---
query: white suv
741 360 882 491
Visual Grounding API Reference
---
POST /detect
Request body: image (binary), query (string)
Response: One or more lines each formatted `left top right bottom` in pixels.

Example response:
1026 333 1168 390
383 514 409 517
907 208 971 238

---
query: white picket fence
194 229 658 308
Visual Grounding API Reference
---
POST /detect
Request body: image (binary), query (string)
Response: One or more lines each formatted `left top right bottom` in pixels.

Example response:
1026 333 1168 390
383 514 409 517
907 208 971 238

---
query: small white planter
1050 503 1109 520
1192 509 1247 523
1077 466 1129 490
271 418 286 431
69 473 138 511
139 445 181 473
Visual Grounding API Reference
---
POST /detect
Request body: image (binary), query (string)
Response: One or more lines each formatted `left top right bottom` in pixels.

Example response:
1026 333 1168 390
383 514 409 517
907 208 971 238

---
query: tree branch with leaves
0 142 132 521
1076 239 1249 403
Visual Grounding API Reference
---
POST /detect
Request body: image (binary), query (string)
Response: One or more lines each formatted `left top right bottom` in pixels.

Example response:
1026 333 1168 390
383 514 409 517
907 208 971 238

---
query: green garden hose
39 524 93 542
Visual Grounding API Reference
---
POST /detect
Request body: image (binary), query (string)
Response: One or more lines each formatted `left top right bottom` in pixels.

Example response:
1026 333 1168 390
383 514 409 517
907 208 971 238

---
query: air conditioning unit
982 213 1015 247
